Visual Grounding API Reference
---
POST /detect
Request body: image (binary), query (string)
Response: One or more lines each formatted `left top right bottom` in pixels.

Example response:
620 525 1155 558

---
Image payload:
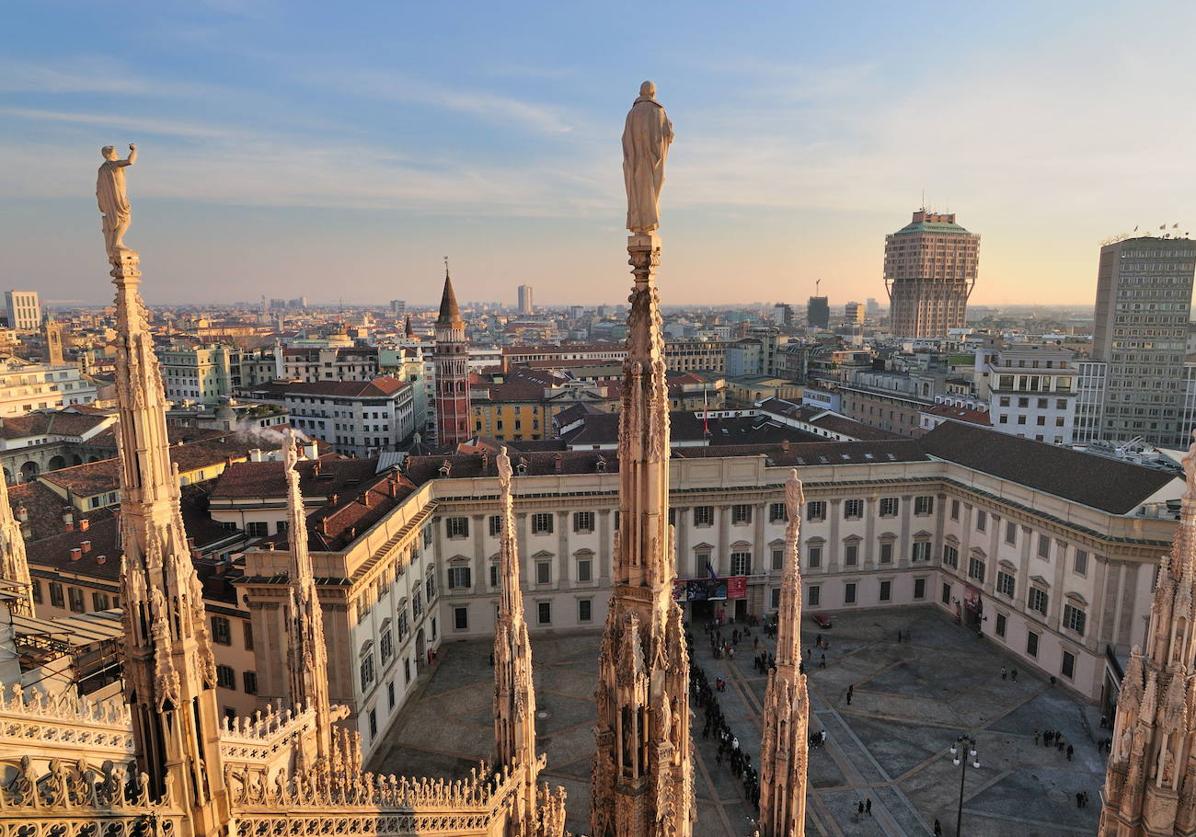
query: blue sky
3 1 1194 307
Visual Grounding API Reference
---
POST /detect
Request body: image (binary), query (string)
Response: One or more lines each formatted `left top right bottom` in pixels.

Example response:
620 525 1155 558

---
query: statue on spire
623 81 674 235
0 466 33 616
96 143 137 260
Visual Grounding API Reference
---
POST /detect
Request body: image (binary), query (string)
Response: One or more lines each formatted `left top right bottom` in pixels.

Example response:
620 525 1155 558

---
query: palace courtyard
370 605 1106 836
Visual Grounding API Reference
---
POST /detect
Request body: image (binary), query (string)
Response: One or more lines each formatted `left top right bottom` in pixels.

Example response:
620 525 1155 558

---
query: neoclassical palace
0 85 1190 837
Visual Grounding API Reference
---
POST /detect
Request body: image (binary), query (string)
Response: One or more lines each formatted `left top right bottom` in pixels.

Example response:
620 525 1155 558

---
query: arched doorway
20 461 38 482
71 455 83 466
415 628 426 671
48 455 66 471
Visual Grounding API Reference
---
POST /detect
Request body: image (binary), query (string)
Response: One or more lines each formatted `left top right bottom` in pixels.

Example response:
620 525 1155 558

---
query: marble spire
105 148 229 833
758 470 810 837
283 429 333 765
592 82 692 837
1100 432 1196 835
492 446 566 836
0 466 33 616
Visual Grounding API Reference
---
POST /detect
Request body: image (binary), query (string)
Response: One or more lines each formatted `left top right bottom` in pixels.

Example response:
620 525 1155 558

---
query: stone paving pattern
369 606 1106 835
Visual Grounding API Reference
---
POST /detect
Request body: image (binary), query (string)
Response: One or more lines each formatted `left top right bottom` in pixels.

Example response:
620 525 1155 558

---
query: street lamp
948 734 979 835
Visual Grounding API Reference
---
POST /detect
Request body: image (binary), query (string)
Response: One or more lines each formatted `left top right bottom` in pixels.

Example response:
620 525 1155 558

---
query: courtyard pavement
369 605 1106 836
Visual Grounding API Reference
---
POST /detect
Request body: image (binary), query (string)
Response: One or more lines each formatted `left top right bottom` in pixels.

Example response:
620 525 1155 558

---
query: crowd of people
690 623 760 808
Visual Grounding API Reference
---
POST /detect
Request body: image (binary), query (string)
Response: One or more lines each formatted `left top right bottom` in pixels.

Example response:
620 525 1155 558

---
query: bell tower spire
283 429 333 765
102 145 229 834
758 470 810 836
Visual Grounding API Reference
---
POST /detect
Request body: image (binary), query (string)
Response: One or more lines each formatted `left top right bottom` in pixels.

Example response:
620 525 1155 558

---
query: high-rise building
773 303 794 326
807 296 829 329
390 299 406 318
517 284 534 315
866 297 881 317
4 290 40 331
1092 235 1196 448
435 266 471 446
884 210 980 338
844 302 865 324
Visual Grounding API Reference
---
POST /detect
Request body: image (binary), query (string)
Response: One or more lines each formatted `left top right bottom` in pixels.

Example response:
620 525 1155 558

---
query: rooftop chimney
249 448 264 463
15 505 28 523
554 453 564 474
70 547 82 561
80 540 92 554
95 554 107 565
79 518 90 532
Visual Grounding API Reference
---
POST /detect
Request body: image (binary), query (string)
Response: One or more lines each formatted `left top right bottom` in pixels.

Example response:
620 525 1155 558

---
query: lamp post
949 734 979 835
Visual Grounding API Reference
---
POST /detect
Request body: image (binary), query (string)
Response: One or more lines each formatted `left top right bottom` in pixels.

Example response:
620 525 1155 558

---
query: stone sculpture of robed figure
97 143 137 259
622 81 673 235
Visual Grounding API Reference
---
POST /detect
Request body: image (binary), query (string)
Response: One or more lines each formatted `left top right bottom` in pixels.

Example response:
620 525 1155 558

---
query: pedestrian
1034 729 1040 746
1011 667 1018 681
857 801 864 817
820 653 826 669
847 685 854 705
1076 791 1083 809
865 798 872 815
934 819 942 836
1001 666 1007 680
1067 744 1074 761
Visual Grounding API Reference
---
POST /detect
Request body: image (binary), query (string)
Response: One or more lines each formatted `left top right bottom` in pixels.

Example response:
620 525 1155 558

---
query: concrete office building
4 291 40 332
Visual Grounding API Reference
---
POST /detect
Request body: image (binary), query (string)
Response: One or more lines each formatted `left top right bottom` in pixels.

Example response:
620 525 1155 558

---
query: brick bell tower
434 258 471 447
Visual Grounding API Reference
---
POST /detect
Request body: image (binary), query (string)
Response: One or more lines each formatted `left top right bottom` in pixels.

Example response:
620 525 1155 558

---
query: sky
2 1 1195 309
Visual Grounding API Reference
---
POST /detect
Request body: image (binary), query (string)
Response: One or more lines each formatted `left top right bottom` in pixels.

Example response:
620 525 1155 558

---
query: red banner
727 576 747 600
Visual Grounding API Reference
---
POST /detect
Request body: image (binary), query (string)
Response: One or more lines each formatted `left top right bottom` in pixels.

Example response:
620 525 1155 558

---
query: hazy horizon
3 2 1194 308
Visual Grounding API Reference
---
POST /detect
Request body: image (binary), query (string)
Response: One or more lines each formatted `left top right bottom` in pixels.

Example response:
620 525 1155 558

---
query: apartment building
979 344 1077 445
0 357 98 418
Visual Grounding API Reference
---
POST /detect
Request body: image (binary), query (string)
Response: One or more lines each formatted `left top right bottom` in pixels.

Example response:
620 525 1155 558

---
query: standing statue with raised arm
622 81 674 235
97 144 138 259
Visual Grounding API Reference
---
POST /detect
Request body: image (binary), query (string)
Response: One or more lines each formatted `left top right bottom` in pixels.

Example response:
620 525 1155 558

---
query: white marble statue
97 144 137 258
622 81 674 235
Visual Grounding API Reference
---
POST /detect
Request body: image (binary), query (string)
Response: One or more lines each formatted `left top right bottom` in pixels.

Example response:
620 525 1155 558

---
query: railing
219 701 349 766
0 684 134 761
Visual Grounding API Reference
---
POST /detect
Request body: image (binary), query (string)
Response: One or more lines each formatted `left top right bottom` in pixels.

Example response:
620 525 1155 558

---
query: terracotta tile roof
921 421 1176 514
924 403 992 426
242 377 409 399
0 410 111 441
808 413 904 441
404 450 616 484
209 456 378 500
7 481 115 542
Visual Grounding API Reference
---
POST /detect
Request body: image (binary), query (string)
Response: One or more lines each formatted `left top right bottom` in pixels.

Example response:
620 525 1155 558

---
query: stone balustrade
0 684 134 765
218 700 349 767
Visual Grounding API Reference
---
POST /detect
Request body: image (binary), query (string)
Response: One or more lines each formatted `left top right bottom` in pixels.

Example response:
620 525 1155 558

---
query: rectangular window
49 582 64 607
448 566 472 590
536 561 551 585
844 543 858 566
489 515 502 537
879 497 899 517
771 549 784 571
942 545 959 569
1005 521 1017 545
913 578 925 600
950 499 960 520
1026 631 1039 657
941 582 952 605
369 709 377 739
243 622 254 651
879 580 891 601
997 571 1015 598
573 511 595 533
807 501 826 522
1073 550 1088 576
31 581 42 604
454 606 468 631
770 587 781 609
246 521 269 538
92 592 110 611
537 602 551 625
769 502 787 522
807 546 822 569
911 541 931 562
914 496 934 516
1028 587 1049 615
578 599 592 623
380 629 393 663
731 504 752 525
1037 534 1051 560
996 613 1007 638
844 499 863 520
216 665 237 690
975 510 987 532
446 517 469 538
388 681 395 710
490 564 499 588
1061 650 1075 679
968 556 985 583
211 616 232 645
1063 604 1086 636
879 542 894 564
68 587 85 613
844 582 857 604
808 585 821 607
243 671 258 695
577 557 593 583
694 506 714 527
730 552 752 576
531 513 554 535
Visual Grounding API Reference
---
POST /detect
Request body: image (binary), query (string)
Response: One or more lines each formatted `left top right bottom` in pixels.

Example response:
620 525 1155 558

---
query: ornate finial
497 446 512 489
784 469 804 522
444 255 450 281
623 82 674 235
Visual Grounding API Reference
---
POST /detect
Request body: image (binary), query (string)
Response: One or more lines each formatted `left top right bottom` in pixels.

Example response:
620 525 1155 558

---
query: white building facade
0 357 98 417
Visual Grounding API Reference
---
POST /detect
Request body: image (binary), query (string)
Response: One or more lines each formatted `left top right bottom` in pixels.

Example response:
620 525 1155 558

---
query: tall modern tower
1092 235 1196 448
884 209 979 338
518 284 535 315
435 263 471 447
806 296 829 329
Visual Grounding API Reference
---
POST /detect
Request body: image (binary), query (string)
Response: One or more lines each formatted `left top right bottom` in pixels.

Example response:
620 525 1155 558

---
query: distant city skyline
2 2 1194 307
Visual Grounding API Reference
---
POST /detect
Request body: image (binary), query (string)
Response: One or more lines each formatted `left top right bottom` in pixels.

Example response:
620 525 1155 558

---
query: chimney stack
80 540 92 554
79 518 90 532
70 547 82 561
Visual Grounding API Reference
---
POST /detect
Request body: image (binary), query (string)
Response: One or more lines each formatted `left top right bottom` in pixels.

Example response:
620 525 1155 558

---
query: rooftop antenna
920 189 925 211
816 278 821 295
444 255 450 279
